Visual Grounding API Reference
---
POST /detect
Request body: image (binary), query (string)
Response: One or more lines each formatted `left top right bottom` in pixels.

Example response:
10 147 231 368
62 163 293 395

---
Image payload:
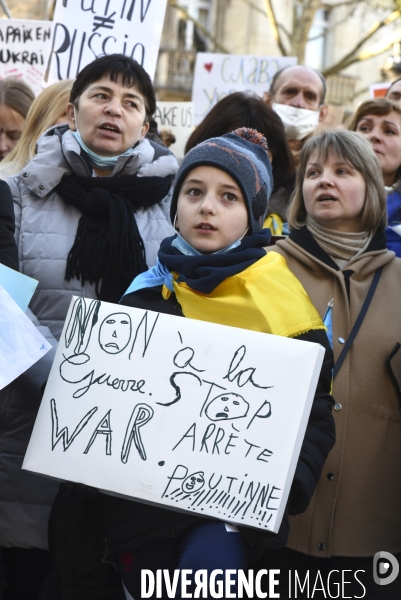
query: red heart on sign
204 63 213 73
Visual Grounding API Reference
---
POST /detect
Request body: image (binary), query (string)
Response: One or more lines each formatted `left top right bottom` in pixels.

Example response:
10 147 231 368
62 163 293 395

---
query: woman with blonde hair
261 129 401 599
0 78 34 161
349 97 401 256
0 80 73 179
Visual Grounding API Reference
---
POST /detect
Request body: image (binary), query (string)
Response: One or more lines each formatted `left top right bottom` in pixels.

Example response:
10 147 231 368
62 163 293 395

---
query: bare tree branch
240 0 268 17
168 0 230 54
0 0 12 17
325 0 365 7
262 0 289 55
307 0 361 42
291 0 322 62
322 9 401 77
277 23 292 41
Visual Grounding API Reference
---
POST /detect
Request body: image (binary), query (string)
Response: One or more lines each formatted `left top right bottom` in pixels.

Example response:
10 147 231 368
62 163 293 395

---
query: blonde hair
2 80 74 171
0 78 34 118
287 130 387 233
348 98 401 183
348 97 401 131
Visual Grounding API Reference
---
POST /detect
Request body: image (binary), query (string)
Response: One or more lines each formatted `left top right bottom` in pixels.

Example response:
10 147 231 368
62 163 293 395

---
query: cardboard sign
370 82 391 98
0 285 52 390
24 297 324 533
0 19 54 95
154 102 194 159
192 53 297 125
46 0 168 83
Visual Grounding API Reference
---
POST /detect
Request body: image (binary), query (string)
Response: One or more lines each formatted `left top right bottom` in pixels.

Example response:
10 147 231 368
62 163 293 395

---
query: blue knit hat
170 128 273 234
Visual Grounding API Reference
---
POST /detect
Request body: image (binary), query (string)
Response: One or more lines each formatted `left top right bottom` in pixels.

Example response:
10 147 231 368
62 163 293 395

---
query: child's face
176 166 248 253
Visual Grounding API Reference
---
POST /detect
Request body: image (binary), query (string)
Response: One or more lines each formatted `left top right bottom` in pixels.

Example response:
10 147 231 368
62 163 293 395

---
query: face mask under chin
273 103 320 140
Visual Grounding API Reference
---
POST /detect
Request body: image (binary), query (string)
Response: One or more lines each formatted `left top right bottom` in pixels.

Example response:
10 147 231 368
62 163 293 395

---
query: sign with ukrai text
0 19 54 94
23 296 324 533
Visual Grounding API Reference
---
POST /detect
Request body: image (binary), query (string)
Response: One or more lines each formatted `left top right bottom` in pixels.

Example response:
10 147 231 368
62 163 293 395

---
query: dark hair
0 78 34 118
185 92 295 191
70 54 156 120
386 77 401 97
270 66 327 105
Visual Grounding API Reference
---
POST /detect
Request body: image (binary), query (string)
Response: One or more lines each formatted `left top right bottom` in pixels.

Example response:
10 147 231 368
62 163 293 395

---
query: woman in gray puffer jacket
1 54 178 599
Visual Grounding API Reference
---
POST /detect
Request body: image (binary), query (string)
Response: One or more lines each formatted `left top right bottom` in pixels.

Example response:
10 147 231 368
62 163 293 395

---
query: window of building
176 0 212 51
305 8 329 71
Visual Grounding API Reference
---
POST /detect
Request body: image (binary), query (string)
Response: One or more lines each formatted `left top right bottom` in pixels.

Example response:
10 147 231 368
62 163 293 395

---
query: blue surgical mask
71 129 134 169
172 233 242 256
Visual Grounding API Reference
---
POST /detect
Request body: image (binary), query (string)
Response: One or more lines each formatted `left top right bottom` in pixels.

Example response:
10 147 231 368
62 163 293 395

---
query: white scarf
306 217 372 269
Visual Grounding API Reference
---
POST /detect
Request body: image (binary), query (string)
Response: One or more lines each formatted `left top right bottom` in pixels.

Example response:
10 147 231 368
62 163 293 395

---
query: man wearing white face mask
263 65 328 166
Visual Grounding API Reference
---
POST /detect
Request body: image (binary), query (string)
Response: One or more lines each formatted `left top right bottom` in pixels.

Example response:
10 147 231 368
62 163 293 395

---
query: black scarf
158 229 272 294
56 172 173 303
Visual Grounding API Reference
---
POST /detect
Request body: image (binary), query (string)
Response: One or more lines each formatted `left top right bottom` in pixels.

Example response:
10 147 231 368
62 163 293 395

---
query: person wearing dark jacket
78 128 334 600
0 179 18 270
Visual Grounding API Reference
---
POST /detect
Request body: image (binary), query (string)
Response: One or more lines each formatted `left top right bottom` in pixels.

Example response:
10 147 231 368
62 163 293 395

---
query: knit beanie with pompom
170 127 273 234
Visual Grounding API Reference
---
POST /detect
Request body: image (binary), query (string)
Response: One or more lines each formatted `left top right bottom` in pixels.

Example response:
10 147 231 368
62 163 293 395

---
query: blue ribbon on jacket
123 229 272 297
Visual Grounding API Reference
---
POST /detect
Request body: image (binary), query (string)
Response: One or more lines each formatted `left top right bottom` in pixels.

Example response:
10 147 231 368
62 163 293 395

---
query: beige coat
270 229 401 558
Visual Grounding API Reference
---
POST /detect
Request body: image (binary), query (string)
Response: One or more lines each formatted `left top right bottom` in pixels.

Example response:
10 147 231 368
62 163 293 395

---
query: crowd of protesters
0 54 400 600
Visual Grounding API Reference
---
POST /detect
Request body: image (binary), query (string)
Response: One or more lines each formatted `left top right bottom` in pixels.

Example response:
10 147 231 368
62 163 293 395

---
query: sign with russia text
0 19 54 95
46 0 168 83
192 53 297 125
23 296 324 533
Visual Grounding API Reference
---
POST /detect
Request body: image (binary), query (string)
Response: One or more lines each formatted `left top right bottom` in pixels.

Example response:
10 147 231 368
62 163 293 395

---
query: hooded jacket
269 227 401 557
0 126 178 550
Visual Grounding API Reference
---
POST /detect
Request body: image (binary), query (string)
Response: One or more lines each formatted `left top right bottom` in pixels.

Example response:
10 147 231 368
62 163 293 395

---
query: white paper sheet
23 297 325 534
0 285 52 390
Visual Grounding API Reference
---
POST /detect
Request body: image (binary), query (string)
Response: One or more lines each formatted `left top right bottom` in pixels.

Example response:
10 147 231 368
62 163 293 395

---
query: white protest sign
0 19 54 95
24 296 324 533
0 285 52 390
192 53 297 125
154 102 194 159
46 0 168 83
370 81 391 98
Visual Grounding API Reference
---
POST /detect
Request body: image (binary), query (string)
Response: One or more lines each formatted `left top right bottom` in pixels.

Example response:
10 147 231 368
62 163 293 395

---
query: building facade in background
2 0 401 109
154 0 401 109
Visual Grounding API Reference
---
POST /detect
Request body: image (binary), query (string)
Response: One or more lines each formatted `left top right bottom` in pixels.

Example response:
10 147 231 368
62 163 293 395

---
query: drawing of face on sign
205 393 249 421
98 313 132 354
182 471 205 493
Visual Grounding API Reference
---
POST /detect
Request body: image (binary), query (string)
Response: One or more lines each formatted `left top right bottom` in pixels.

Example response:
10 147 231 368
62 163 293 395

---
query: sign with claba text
192 52 297 125
23 296 324 533
46 0 168 83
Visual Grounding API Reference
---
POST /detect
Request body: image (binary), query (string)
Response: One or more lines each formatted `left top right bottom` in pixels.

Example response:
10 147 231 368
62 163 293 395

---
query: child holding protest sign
93 128 335 599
